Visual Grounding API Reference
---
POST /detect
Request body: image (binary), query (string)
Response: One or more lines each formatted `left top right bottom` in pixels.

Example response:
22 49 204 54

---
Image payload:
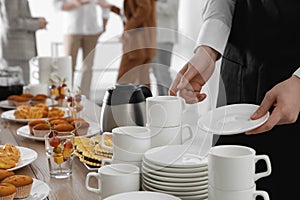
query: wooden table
0 100 103 200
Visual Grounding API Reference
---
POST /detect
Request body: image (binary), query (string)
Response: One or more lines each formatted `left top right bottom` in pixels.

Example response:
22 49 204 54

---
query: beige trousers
64 33 100 98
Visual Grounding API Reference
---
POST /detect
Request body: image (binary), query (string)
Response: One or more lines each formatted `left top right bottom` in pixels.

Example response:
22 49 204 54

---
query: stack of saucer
141 145 208 200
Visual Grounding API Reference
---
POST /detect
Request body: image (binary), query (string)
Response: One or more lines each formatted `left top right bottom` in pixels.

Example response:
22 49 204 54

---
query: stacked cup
100 126 151 169
146 96 193 148
208 145 272 200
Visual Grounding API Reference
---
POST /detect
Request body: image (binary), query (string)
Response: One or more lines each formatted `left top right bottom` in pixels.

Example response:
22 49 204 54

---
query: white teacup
208 145 272 191
146 96 186 127
23 83 49 96
148 124 193 148
85 164 140 199
208 185 269 200
101 126 151 162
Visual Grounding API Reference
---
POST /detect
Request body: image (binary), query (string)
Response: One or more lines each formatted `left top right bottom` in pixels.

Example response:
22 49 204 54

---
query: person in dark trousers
170 0 300 199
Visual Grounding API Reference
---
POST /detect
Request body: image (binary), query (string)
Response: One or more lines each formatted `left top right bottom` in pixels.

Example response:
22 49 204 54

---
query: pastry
28 119 47 135
27 107 43 119
20 93 34 99
72 119 90 136
48 107 65 118
1 175 33 199
6 95 18 106
32 124 51 137
0 144 20 169
0 170 14 182
0 183 16 200
50 119 69 126
34 104 49 118
14 96 30 107
54 124 75 134
31 95 47 106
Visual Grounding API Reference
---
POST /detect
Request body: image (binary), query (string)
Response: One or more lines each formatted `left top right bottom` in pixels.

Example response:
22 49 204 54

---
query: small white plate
104 191 180 200
17 125 100 141
143 178 208 192
142 171 208 183
1 107 69 123
143 145 208 168
25 178 50 200
142 174 208 187
142 183 208 196
0 99 55 110
197 104 269 135
6 146 38 171
143 159 208 173
142 164 208 178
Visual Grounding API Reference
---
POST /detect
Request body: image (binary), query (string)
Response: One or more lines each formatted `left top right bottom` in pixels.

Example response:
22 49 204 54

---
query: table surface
0 100 103 200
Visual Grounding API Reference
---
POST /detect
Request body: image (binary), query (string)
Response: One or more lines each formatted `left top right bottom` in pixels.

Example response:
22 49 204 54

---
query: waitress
170 0 300 200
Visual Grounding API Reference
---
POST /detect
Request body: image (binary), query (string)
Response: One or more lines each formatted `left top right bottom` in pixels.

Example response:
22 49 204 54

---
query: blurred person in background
151 0 179 96
99 0 156 89
170 0 300 199
0 0 47 84
53 0 109 98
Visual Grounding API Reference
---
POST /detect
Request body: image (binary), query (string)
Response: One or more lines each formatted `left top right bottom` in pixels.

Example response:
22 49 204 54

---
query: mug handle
85 172 102 193
254 190 270 200
101 158 112 166
101 132 113 152
181 124 193 144
254 155 272 181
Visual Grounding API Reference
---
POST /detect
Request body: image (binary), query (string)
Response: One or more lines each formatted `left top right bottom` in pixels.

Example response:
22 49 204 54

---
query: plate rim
28 178 50 200
105 191 181 200
5 146 38 171
0 99 56 110
197 103 270 135
142 171 208 183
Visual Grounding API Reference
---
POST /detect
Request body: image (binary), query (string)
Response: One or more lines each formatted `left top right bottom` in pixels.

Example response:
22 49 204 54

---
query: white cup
208 145 272 191
101 126 151 162
146 96 186 127
148 124 193 148
208 185 269 200
29 56 72 87
23 83 49 95
85 164 140 199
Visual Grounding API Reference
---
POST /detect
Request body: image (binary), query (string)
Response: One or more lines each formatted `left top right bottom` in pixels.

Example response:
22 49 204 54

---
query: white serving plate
104 191 180 200
143 145 208 168
197 103 269 135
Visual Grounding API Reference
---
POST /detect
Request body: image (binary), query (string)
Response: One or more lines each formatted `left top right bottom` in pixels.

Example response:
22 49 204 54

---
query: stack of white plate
141 145 208 200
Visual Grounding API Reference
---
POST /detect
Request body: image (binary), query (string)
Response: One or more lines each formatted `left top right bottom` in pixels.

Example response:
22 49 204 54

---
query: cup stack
208 145 272 200
146 96 193 148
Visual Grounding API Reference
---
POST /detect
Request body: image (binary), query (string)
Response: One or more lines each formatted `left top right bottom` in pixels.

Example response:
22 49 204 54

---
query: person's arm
124 0 152 31
169 0 236 102
4 0 40 31
156 0 179 16
53 0 89 11
246 70 300 134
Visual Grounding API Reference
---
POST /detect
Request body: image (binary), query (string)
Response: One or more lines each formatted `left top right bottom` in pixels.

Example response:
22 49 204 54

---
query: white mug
146 96 186 127
148 124 193 148
208 145 272 191
208 185 269 200
23 83 49 96
51 56 72 87
85 164 140 199
101 126 151 162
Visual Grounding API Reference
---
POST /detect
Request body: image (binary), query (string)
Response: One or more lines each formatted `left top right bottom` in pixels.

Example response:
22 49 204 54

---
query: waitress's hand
246 75 300 134
169 46 219 104
37 18 47 29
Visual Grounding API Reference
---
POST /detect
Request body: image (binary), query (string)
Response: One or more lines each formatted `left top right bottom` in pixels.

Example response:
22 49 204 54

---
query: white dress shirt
197 0 300 77
54 0 109 35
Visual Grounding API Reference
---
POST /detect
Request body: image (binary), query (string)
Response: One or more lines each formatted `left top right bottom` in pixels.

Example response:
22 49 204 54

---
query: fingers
177 64 204 90
246 106 281 134
251 91 275 120
169 63 189 96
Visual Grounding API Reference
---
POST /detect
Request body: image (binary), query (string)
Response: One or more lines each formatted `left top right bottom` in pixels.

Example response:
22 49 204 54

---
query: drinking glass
45 132 75 179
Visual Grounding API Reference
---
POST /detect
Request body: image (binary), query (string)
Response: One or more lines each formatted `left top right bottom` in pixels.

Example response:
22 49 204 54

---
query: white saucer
25 178 50 200
197 104 269 135
142 174 208 187
142 159 208 173
104 191 180 200
142 164 208 178
143 145 208 168
143 178 208 192
142 171 208 183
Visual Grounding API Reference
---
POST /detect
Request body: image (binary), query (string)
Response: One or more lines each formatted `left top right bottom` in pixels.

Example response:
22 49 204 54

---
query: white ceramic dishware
146 96 186 127
101 157 142 169
85 164 140 199
23 83 49 95
28 179 50 200
197 104 269 135
149 124 193 148
208 185 269 200
208 145 272 191
103 191 181 200
101 126 151 162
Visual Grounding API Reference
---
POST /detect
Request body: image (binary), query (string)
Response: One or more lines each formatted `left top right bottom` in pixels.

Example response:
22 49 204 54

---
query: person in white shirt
170 0 300 199
151 0 179 96
54 0 109 98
